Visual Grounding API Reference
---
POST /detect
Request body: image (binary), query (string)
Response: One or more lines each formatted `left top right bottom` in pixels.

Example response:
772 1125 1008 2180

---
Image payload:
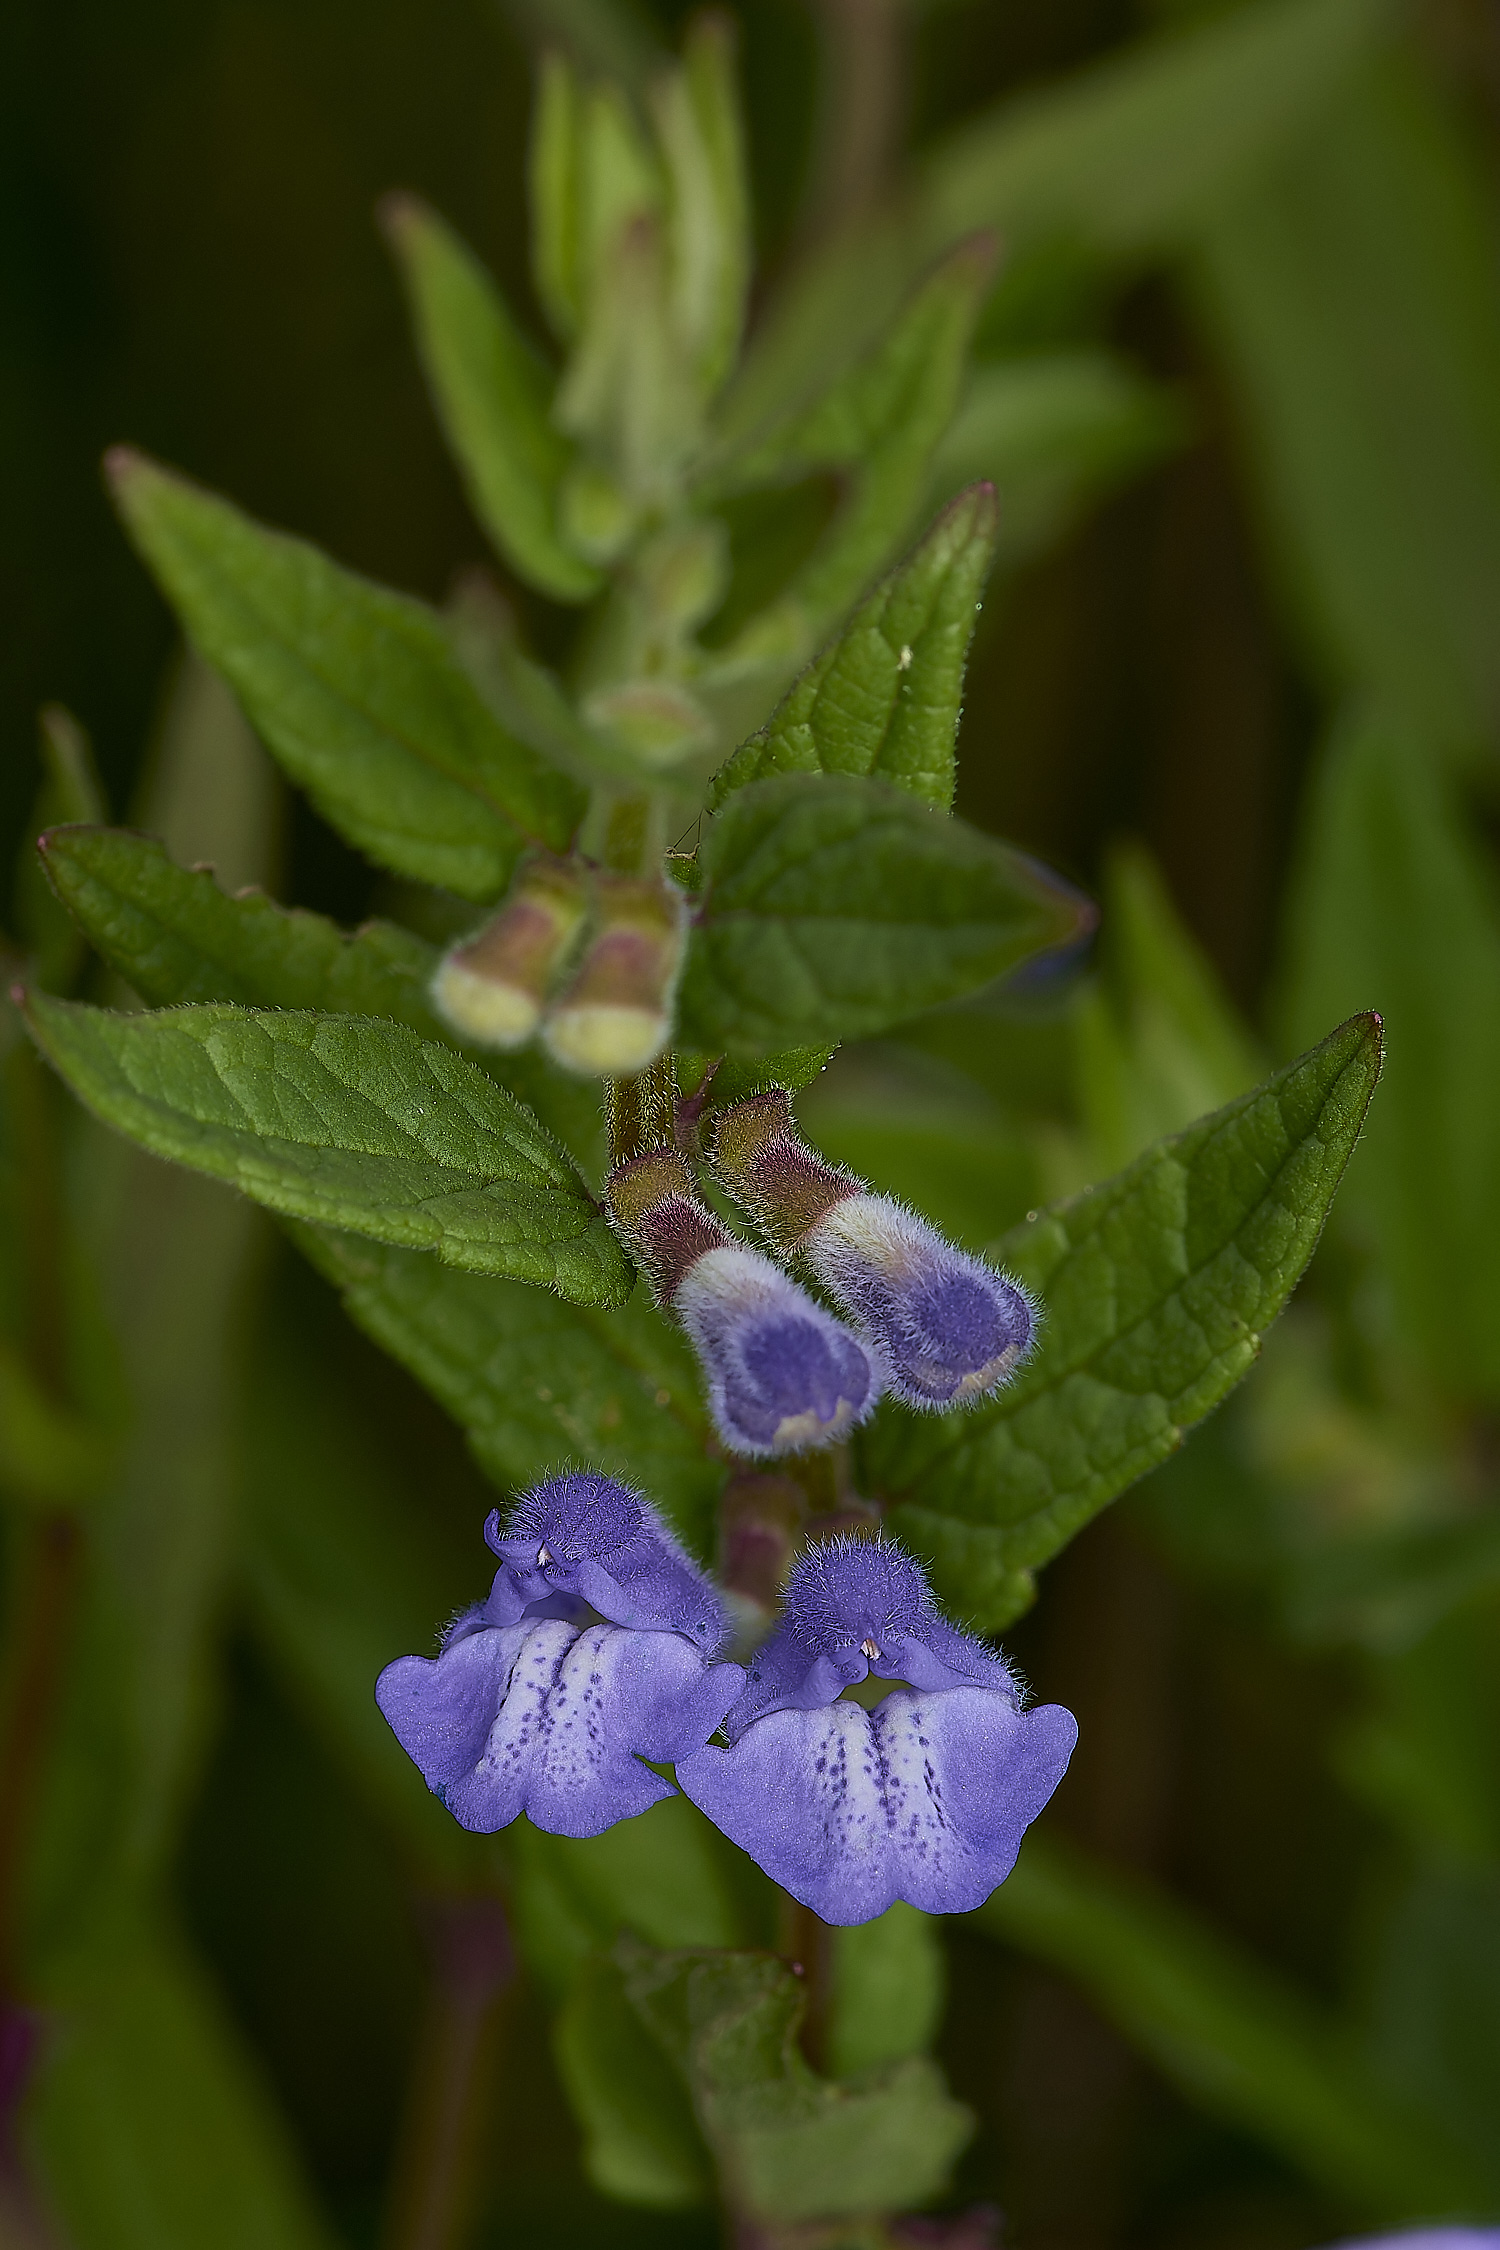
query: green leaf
678 773 1088 1055
381 195 601 603
925 352 1187 566
42 824 439 1018
27 1917 337 2250
107 452 585 901
1360 1860 1500 2200
722 0 1379 454
1189 56 1500 754
555 1955 714 2208
975 1830 1487 2219
12 705 106 992
863 1013 1383 1627
706 484 998 813
298 1226 721 1552
510 1796 768 1997
25 997 630 1306
615 1940 972 2224
38 823 602 1162
704 241 994 671
654 14 750 404
827 1902 947 2081
1280 713 1500 1405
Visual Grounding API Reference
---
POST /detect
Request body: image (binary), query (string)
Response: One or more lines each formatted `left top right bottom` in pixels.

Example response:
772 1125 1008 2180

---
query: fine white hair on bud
805 1193 1035 1411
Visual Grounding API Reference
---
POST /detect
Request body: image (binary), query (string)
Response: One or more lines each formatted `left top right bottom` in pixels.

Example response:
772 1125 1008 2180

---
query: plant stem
605 1054 681 1166
778 1890 835 2074
0 1516 82 2000
804 0 906 234
382 1893 515 2250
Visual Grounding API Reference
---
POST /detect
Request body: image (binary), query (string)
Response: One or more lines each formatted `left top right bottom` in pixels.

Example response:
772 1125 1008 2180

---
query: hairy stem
605 1053 681 1166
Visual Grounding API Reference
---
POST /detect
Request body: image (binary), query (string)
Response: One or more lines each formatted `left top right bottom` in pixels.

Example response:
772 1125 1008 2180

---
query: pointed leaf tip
102 443 144 490
376 189 423 244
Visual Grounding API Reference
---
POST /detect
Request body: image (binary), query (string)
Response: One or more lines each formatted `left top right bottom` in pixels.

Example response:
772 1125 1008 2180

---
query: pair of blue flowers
377 1473 1077 1925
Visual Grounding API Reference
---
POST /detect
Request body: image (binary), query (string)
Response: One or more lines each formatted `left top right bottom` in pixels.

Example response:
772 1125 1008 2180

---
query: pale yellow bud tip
430 958 541 1050
543 1002 671 1077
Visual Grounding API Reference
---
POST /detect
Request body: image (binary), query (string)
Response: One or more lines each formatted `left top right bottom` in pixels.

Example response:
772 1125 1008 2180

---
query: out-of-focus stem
778 1890 835 2075
804 0 905 234
0 1518 81 2001
382 1893 515 2250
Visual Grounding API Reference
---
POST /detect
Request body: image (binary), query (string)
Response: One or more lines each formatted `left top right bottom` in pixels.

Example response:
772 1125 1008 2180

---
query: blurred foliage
6 0 1500 2246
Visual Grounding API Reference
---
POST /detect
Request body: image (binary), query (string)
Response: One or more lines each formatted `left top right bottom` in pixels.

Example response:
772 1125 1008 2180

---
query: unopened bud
606 1149 879 1459
431 855 589 1049
709 1088 857 1253
543 873 688 1076
710 1090 1034 1411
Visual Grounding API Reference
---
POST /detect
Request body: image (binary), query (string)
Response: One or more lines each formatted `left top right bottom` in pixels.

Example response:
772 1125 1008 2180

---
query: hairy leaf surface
38 824 602 1159
864 1014 1382 1625
25 997 628 1305
679 773 1087 1053
706 484 997 813
108 452 584 900
299 1226 721 1553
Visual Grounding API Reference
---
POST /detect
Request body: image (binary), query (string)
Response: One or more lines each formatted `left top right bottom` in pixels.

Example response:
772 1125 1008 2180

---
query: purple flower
480 1472 726 1649
1317 2237 1500 2249
674 1245 877 1459
677 1537 1075 1924
803 1195 1034 1410
378 1614 742 1837
377 1492 743 1838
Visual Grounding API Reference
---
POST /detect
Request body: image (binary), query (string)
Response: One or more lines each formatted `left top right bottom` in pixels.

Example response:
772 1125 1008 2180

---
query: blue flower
480 1472 726 1649
803 1194 1034 1410
1316 2237 1500 2249
376 1488 743 1839
677 1537 1075 1924
674 1244 878 1458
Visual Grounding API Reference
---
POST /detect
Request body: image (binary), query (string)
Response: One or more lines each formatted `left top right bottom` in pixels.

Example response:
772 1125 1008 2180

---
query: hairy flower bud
431 854 588 1049
711 1089 1034 1408
543 872 688 1076
607 1147 878 1458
